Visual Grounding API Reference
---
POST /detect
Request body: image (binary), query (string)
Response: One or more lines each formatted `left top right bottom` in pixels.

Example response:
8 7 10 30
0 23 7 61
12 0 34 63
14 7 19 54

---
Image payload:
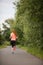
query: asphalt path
0 46 43 65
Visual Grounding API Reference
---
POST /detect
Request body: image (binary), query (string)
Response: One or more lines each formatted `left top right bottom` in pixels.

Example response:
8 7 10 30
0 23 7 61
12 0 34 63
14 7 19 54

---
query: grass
0 44 7 49
27 47 43 60
18 45 43 60
0 41 10 49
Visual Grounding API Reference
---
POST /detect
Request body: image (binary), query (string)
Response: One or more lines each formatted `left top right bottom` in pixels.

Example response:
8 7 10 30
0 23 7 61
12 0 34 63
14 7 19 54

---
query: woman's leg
13 46 16 50
10 41 14 53
13 41 16 51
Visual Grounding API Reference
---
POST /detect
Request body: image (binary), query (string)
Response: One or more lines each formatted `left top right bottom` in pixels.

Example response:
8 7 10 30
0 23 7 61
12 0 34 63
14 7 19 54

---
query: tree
0 29 4 45
5 19 15 31
2 21 11 41
14 0 43 49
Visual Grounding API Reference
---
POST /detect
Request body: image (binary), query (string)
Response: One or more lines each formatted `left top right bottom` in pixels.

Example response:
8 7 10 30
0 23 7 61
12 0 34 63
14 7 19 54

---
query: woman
10 30 18 53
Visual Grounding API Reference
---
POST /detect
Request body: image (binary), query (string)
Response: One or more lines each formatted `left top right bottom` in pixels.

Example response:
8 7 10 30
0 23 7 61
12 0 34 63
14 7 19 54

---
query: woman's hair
12 29 17 36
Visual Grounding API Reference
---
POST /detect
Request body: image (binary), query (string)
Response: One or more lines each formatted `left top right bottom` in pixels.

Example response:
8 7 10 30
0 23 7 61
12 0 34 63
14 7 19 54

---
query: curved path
0 46 43 65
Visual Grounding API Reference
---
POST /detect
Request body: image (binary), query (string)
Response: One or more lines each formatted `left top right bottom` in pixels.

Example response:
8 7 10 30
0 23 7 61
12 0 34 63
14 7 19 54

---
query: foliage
0 31 5 45
0 41 10 49
14 27 24 45
2 21 11 41
0 20 11 45
5 19 15 31
3 28 11 41
14 0 43 50
18 45 43 59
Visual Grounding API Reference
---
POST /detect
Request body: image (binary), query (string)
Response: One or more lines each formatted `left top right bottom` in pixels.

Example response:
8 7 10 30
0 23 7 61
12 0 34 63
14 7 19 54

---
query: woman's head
12 29 17 35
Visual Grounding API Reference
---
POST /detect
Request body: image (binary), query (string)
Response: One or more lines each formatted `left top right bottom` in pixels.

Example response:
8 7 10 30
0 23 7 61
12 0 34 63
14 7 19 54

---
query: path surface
0 46 43 65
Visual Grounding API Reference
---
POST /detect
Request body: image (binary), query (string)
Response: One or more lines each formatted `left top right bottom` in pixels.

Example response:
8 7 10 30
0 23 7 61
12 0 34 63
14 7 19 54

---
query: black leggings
10 40 16 47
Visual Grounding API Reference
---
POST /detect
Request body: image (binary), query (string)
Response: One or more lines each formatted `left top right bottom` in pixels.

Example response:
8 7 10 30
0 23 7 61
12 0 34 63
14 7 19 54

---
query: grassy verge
18 45 43 60
0 41 10 49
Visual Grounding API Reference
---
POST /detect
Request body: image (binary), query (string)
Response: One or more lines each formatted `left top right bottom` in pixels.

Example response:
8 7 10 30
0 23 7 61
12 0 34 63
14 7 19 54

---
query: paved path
0 46 43 65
